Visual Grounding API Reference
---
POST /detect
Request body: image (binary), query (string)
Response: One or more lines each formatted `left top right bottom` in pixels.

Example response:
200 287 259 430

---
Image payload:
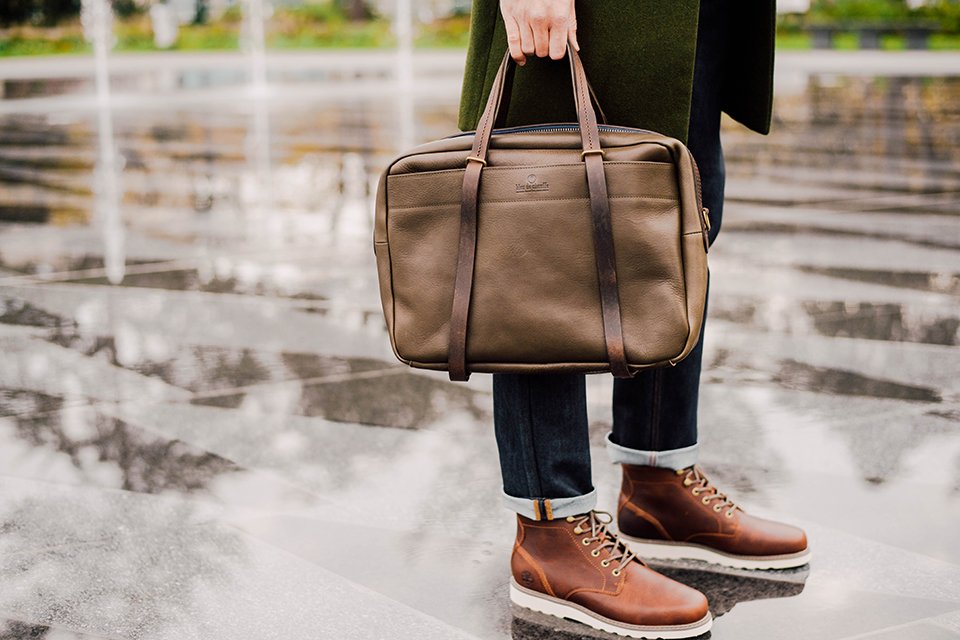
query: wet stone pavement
0 51 959 639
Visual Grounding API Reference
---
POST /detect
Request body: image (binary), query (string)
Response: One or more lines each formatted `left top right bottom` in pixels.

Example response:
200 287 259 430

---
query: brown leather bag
374 45 710 382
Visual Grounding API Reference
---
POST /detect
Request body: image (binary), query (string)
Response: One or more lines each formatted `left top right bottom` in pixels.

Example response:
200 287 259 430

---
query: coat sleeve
457 0 500 133
720 0 776 135
457 1 700 143
458 0 775 138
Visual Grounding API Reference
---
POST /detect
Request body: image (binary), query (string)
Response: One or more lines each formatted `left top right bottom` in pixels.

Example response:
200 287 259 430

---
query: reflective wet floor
0 51 959 639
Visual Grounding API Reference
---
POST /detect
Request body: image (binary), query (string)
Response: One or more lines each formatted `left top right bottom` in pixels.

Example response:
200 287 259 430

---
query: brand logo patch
516 173 549 193
520 570 535 586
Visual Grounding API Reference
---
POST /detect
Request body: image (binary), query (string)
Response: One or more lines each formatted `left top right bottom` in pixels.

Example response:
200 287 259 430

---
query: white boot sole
621 535 812 570
509 579 713 639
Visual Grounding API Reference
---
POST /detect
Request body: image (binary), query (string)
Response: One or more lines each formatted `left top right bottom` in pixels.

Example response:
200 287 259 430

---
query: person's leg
493 373 712 637
606 0 728 471
610 0 811 570
492 372 596 520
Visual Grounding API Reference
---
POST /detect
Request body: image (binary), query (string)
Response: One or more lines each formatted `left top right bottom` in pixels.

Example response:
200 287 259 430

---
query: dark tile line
723 223 960 251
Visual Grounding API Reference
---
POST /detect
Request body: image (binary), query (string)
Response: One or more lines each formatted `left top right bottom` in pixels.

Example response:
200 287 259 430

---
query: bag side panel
668 142 709 364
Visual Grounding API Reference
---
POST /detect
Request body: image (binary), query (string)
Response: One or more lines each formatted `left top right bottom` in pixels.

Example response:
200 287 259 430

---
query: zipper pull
701 207 711 232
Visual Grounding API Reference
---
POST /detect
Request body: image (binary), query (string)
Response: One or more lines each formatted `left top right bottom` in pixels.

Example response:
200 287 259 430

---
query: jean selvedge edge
604 432 699 471
501 487 598 520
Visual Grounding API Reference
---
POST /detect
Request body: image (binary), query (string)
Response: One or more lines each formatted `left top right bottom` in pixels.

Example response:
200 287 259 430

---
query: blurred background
0 1 958 639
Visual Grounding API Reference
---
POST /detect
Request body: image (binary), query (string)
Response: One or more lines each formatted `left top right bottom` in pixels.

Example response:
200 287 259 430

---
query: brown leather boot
618 464 811 570
510 510 712 639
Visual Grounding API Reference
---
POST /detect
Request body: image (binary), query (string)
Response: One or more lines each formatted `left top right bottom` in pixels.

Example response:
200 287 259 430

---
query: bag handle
492 56 609 128
465 44 605 167
447 44 631 381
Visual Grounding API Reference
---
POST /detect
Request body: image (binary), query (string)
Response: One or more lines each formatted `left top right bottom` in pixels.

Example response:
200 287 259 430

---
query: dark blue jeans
492 0 729 521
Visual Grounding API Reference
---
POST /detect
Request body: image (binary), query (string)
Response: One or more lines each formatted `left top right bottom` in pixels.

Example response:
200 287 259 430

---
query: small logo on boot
520 571 535 587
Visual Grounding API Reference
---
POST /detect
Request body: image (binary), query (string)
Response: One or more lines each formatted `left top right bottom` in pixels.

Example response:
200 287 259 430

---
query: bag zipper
445 123 656 138
688 153 710 251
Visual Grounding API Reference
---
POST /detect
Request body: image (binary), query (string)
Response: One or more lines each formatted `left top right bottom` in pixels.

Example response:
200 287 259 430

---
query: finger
518 19 536 57
548 15 568 59
528 8 550 57
504 16 526 65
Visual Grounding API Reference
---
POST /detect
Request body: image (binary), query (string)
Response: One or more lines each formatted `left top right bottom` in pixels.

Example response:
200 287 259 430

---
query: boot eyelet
566 516 576 523
682 479 693 487
600 560 610 567
612 569 621 577
713 504 723 512
701 497 711 505
591 549 600 557
691 488 701 496
725 511 735 518
573 526 583 534
582 538 591 546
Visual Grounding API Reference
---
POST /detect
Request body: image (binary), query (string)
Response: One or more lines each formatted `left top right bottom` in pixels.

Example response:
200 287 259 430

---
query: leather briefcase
373 45 710 382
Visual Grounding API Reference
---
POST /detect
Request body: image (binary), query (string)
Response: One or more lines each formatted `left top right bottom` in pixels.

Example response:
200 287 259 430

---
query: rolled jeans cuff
604 432 699 471
501 488 598 521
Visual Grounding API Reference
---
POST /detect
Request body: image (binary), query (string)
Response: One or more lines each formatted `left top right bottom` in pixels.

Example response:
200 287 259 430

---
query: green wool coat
456 0 776 144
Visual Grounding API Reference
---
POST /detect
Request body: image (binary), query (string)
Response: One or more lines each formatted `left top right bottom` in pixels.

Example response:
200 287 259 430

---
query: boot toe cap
740 514 809 556
654 578 710 626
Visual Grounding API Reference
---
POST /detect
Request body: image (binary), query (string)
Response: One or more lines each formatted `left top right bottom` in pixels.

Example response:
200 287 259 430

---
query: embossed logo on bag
516 173 549 193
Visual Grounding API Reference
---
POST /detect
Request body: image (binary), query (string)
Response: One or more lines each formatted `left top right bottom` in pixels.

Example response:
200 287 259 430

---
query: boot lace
567 510 641 577
679 465 739 518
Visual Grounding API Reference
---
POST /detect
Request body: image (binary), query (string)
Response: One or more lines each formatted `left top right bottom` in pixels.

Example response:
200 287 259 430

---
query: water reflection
0 620 59 639
0 297 66 329
510 562 808 639
0 394 239 493
798 266 960 296
712 297 960 347
803 301 959 346
4 301 486 430
753 75 960 194
774 360 941 402
193 365 489 429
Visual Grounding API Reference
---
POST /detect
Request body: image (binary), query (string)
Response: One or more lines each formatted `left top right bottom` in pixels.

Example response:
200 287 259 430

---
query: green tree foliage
0 0 80 27
0 0 147 27
811 0 910 20
913 0 960 31
810 0 960 29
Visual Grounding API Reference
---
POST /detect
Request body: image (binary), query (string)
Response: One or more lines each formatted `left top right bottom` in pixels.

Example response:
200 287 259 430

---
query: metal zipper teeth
689 154 704 213
445 124 655 139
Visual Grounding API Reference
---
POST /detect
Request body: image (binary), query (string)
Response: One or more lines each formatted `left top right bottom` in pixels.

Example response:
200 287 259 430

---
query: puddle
193 367 489 429
62 267 330 300
711 298 960 346
511 563 807 638
799 266 960 296
0 396 240 494
774 359 941 403
803 301 959 346
0 296 69 328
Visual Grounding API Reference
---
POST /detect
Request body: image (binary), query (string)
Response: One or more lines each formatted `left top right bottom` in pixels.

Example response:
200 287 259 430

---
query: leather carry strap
447 44 631 381
492 58 610 128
